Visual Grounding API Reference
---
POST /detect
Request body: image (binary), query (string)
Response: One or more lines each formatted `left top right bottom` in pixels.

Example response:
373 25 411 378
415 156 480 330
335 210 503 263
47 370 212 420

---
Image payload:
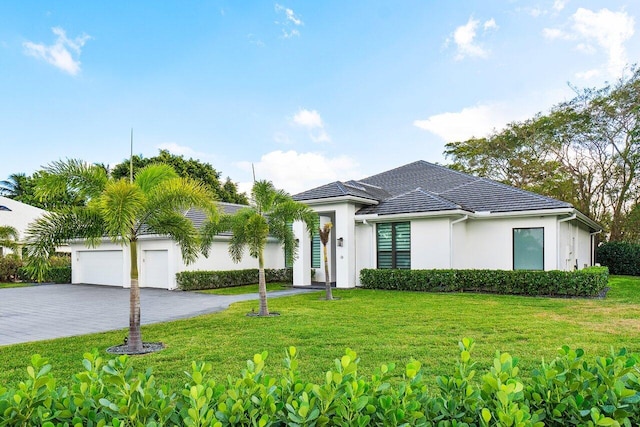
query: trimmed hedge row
176 268 293 291
1 340 639 426
360 267 609 297
597 241 640 276
17 266 72 284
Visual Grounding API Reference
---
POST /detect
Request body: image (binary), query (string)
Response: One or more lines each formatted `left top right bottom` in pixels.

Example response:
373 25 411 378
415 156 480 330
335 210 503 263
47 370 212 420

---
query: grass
0 282 33 289
197 282 291 295
0 276 638 392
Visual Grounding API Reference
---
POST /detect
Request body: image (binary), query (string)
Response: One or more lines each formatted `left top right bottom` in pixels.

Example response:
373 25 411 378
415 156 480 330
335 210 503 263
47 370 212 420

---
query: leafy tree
111 150 248 204
205 180 314 316
25 159 217 352
0 226 19 256
319 222 334 300
0 173 31 199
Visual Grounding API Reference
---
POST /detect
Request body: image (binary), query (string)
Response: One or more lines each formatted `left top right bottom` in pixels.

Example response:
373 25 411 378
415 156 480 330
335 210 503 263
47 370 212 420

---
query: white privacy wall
409 217 452 269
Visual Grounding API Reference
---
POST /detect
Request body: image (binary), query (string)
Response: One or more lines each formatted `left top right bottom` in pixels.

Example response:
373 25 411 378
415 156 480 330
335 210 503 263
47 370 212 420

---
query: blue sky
1 1 638 194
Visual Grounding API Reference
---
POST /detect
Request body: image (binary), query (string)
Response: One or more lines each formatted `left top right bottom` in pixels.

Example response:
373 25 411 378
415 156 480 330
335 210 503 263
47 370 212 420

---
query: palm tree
24 159 217 352
206 180 314 316
0 173 30 198
319 222 334 300
0 225 19 257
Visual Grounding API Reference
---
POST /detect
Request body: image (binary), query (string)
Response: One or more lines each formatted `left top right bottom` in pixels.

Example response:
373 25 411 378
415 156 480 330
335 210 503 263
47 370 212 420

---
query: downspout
590 229 603 266
450 215 468 268
557 213 577 270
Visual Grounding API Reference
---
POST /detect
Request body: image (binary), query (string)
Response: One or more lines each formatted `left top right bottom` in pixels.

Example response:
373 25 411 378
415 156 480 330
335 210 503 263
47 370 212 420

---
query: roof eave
299 195 379 206
355 209 472 222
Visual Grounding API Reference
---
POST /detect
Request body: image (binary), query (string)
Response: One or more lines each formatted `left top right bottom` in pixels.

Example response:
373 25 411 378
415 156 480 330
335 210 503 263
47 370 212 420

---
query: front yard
0 276 638 390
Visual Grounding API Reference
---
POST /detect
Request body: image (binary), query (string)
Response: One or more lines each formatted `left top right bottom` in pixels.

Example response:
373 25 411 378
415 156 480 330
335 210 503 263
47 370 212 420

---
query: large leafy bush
360 267 609 297
1 340 639 426
596 242 640 276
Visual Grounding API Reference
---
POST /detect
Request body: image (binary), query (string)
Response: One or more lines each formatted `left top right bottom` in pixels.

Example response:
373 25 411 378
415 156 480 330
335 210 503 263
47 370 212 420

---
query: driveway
0 284 316 346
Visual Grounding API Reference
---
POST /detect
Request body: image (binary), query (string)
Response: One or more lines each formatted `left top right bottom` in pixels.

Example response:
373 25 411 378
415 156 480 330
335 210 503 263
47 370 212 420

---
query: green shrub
0 254 23 282
1 340 638 426
597 241 640 276
176 268 293 291
359 267 609 297
17 266 71 284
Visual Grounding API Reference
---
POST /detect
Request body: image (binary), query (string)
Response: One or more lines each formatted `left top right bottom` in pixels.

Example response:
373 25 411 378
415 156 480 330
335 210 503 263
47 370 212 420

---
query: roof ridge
435 177 481 195
414 187 463 209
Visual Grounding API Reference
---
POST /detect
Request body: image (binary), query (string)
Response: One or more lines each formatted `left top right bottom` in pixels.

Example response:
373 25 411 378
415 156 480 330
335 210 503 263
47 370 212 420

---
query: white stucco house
0 196 50 256
70 202 287 290
291 161 602 289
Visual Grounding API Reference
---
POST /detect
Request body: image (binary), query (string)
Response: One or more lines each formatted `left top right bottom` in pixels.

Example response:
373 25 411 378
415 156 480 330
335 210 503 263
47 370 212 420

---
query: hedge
17 266 72 284
176 268 293 291
597 241 640 276
1 339 639 426
0 255 22 282
359 267 609 297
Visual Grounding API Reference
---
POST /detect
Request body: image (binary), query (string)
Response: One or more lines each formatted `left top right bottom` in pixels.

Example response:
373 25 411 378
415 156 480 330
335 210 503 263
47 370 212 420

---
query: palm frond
36 159 108 203
134 163 179 194
148 212 201 264
98 180 146 242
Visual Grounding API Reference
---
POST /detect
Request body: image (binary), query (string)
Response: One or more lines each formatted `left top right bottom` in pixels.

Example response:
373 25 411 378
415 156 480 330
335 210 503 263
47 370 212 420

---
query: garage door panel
77 250 123 286
142 250 169 288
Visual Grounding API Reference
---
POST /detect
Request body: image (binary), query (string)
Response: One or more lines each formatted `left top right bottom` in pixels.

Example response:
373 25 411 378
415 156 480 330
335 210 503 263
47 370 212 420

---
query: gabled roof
293 160 572 216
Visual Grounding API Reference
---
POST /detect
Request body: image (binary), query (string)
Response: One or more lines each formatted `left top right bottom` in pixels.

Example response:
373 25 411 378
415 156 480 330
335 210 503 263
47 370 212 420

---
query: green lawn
197 281 291 295
0 276 638 392
0 282 33 289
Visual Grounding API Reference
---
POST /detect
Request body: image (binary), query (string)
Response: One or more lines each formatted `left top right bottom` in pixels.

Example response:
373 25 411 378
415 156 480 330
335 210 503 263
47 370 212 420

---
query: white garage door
77 250 124 286
142 250 169 289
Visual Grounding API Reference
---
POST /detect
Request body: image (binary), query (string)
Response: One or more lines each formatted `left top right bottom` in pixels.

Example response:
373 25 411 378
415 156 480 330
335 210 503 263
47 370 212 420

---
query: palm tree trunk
323 244 333 300
128 239 143 351
258 249 269 316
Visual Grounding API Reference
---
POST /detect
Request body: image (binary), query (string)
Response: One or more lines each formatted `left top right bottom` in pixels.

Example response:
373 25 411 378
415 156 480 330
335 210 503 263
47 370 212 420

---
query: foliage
445 67 640 240
359 267 609 297
1 340 639 425
111 149 248 204
176 268 293 290
0 254 22 282
0 225 19 253
24 159 218 352
597 242 640 276
17 266 71 284
203 180 315 315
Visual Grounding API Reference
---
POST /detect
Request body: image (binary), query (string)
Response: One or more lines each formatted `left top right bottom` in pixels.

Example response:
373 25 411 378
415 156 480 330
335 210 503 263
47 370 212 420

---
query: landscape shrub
359 267 609 297
0 254 22 282
17 266 71 284
1 339 639 426
596 241 640 276
176 268 293 290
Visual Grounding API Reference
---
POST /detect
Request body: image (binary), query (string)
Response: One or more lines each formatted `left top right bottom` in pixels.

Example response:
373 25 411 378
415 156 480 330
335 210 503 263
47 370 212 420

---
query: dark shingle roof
293 160 572 216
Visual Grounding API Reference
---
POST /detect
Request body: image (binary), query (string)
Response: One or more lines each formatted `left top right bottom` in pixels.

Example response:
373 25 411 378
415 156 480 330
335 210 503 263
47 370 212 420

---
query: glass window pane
513 228 544 270
311 216 321 268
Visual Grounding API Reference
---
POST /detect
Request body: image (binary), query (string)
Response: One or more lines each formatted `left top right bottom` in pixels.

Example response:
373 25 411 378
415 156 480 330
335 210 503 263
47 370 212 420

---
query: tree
25 159 217 352
318 222 333 300
205 180 314 316
0 226 19 256
0 173 31 198
111 150 248 204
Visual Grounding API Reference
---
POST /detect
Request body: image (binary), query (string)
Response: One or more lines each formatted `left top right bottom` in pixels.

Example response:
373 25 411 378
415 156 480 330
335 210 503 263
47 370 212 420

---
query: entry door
142 250 169 288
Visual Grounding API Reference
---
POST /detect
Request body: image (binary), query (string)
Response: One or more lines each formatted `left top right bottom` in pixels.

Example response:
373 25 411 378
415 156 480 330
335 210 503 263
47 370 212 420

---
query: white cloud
236 150 360 194
292 108 331 142
275 4 303 38
23 27 90 76
575 68 601 80
414 103 522 142
543 8 635 78
553 0 568 11
450 16 497 60
156 142 218 161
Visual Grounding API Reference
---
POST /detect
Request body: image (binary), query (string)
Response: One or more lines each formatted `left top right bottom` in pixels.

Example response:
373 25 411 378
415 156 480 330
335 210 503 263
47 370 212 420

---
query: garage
76 250 124 286
141 249 169 288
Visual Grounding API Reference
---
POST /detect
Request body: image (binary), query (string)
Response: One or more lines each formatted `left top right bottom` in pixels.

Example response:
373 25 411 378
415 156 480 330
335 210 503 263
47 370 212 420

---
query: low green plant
176 268 293 291
360 267 609 297
1 340 639 426
0 254 22 282
597 242 640 276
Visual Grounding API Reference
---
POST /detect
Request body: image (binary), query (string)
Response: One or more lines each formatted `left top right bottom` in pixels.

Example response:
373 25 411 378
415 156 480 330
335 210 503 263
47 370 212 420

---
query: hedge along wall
176 268 293 291
17 266 72 284
360 267 609 297
596 241 640 276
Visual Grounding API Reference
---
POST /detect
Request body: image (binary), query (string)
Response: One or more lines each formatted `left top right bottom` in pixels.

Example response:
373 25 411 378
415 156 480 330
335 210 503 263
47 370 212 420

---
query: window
513 227 544 270
0 205 11 211
311 216 321 268
377 222 410 269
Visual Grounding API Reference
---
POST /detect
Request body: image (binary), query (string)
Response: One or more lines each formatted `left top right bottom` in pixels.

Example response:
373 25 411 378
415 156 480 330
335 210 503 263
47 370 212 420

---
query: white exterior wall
454 216 559 270
183 237 285 273
354 222 374 286
558 220 593 270
409 217 452 269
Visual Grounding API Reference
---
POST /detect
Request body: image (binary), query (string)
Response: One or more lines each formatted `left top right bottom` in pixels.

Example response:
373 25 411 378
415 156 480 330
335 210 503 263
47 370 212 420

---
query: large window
513 227 544 270
377 222 411 269
311 216 321 268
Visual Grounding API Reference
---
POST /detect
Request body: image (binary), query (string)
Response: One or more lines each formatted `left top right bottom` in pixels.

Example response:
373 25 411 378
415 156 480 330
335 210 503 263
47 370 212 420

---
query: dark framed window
513 227 544 270
311 216 321 268
377 222 410 269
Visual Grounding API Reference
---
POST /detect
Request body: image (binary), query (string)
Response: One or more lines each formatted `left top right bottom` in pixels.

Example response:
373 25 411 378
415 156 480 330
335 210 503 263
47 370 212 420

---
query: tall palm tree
319 222 334 300
25 159 217 352
206 180 314 316
0 225 19 256
0 173 30 198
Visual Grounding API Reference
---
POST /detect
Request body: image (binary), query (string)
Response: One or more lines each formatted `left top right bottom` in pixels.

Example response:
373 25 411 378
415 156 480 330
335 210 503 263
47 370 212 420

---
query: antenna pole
252 163 256 183
129 128 134 183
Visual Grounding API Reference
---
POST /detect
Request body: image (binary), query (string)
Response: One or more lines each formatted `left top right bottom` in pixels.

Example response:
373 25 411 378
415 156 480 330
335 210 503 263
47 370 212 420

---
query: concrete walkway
0 284 316 346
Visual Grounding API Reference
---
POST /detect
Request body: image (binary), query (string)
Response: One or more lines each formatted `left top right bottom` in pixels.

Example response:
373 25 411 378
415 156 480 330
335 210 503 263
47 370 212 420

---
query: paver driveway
0 284 315 346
